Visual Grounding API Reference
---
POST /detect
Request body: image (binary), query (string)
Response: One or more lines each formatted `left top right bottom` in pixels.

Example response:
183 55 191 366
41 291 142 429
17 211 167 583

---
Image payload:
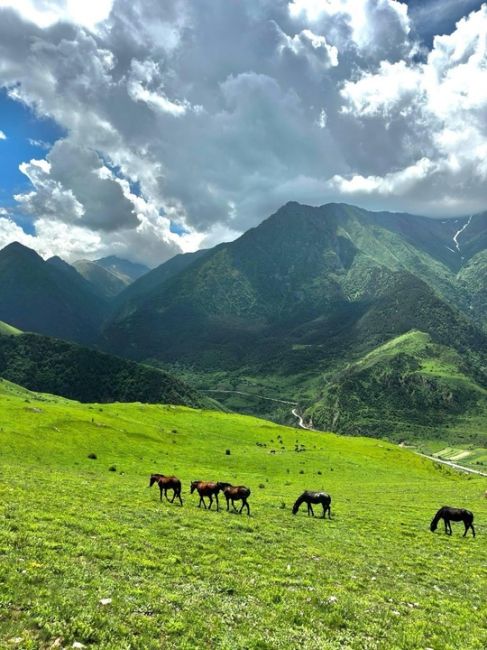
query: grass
0 321 21 336
0 378 486 649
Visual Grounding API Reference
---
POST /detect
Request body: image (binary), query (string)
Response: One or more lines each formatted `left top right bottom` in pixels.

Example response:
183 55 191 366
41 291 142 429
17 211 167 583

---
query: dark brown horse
149 473 183 505
430 506 475 537
217 482 251 515
292 491 331 518
190 480 222 510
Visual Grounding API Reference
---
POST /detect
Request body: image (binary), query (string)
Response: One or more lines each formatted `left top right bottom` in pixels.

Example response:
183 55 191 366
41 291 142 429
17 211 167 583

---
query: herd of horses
149 473 476 535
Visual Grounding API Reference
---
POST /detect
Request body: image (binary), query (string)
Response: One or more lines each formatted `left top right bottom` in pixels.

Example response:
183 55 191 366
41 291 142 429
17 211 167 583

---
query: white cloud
0 130 6 140
0 0 114 30
0 0 486 264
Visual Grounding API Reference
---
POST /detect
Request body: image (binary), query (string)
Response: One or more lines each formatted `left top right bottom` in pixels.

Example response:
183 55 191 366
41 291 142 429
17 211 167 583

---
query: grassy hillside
0 380 485 649
307 331 487 448
0 320 21 336
0 333 214 409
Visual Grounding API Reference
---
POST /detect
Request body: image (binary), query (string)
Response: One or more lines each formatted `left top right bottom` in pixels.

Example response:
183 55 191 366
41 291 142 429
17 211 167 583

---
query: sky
0 0 486 266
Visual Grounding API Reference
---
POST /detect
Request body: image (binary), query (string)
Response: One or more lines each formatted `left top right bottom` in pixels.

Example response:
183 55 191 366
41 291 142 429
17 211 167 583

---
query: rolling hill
0 380 485 648
0 331 213 408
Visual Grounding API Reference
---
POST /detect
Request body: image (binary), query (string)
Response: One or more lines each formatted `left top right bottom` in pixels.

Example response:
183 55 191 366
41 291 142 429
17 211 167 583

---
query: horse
217 482 251 515
148 473 183 505
292 491 332 519
430 506 475 537
190 480 222 510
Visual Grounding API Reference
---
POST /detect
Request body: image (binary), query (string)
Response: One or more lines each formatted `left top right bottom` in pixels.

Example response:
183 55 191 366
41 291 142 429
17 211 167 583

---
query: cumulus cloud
0 0 114 29
0 130 6 140
0 0 486 263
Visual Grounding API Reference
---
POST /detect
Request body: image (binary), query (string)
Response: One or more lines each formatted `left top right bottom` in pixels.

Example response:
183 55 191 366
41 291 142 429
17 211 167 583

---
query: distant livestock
190 480 222 510
292 491 332 519
430 506 475 537
149 473 183 505
217 482 251 515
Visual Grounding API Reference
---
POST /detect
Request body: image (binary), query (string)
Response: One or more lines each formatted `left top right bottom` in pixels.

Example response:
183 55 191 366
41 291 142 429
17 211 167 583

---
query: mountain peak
0 241 42 262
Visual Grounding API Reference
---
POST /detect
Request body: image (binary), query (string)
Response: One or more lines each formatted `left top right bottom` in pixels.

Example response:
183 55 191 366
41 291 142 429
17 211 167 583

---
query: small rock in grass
99 598 112 606
8 638 23 645
327 596 338 604
72 642 86 649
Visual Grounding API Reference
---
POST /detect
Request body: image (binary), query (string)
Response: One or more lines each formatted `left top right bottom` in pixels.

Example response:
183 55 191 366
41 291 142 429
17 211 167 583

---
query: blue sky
0 90 64 230
0 0 486 264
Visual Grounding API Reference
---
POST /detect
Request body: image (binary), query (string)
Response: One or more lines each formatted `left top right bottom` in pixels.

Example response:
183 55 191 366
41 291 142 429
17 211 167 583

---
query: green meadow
0 379 486 649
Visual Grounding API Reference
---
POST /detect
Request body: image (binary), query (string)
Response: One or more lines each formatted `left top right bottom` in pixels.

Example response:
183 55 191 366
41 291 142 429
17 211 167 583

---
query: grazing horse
217 482 251 515
292 491 332 519
148 473 183 505
190 480 222 510
430 506 475 537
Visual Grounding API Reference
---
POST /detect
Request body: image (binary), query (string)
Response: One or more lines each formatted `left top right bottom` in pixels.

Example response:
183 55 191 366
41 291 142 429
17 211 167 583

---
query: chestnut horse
148 473 183 505
292 491 332 518
190 480 222 510
430 506 475 537
217 482 251 515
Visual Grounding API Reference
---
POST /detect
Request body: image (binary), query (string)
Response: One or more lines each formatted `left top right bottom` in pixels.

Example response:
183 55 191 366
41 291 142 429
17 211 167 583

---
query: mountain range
1 202 486 446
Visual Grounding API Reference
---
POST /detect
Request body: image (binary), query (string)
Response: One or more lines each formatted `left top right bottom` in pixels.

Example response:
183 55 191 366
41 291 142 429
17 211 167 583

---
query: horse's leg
463 521 468 537
321 503 326 519
215 493 219 511
232 499 238 511
199 495 207 509
165 489 171 502
328 505 332 520
171 488 177 503
208 494 213 510
470 523 476 537
443 518 448 534
178 489 183 506
306 503 311 516
159 485 163 502
245 499 250 516
226 496 230 511
309 504 315 517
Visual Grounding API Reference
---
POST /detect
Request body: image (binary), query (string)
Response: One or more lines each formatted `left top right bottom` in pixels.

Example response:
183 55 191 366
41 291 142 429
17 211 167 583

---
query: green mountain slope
103 203 486 370
0 332 213 408
0 381 485 649
73 259 127 299
95 255 150 284
0 320 21 336
307 330 487 446
0 242 107 344
100 202 487 448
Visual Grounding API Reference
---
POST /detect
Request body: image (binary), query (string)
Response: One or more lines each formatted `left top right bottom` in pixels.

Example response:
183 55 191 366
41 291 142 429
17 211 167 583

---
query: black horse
430 506 475 537
292 491 331 518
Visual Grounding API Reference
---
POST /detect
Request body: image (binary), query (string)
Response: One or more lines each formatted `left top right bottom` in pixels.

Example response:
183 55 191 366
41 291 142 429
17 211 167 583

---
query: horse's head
190 481 199 494
430 519 438 532
149 474 162 488
291 502 299 515
217 482 232 493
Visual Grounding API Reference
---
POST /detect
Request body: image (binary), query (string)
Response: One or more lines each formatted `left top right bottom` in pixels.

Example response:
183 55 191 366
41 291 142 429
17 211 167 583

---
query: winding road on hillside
415 452 487 477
